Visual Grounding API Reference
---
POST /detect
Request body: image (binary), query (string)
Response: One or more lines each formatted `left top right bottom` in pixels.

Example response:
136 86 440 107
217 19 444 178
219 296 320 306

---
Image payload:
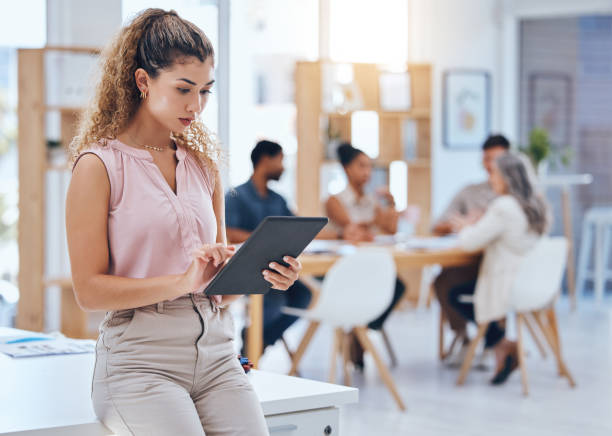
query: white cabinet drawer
265 407 339 436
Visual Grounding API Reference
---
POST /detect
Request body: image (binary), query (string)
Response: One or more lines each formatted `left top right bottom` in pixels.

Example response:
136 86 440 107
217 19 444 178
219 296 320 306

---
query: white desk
0 328 358 435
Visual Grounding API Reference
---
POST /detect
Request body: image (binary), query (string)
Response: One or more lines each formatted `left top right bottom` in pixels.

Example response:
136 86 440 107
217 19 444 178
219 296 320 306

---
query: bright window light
0 1 46 47
329 0 408 64
389 160 407 211
351 111 379 159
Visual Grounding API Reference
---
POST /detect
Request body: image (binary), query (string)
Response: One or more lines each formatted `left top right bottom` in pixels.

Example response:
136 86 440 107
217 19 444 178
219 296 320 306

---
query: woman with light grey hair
448 152 548 385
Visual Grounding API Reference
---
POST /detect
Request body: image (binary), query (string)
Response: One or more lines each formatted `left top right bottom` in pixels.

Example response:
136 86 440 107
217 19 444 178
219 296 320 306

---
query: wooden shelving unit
17 46 100 337
295 61 433 235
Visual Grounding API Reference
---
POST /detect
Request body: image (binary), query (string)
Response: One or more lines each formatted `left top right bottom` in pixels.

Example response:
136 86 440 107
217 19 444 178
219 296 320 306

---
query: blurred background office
1 1 611 435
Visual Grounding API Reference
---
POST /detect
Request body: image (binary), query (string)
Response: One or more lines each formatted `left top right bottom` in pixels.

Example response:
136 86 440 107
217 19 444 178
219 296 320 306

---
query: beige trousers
92 293 269 436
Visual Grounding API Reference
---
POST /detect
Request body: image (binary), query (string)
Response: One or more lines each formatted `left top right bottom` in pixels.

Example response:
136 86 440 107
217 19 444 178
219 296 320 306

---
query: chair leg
456 323 489 386
444 333 462 361
544 310 576 388
426 284 435 308
523 313 547 359
438 310 446 361
380 327 398 368
576 218 592 297
328 328 343 384
531 311 562 375
545 308 561 353
354 326 406 411
516 314 530 396
289 321 320 376
341 331 352 386
280 336 295 360
595 222 605 304
533 310 576 388
603 224 612 299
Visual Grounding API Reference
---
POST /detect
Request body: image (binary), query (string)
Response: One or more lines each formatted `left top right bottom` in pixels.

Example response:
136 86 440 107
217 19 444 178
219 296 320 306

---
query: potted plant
519 128 572 174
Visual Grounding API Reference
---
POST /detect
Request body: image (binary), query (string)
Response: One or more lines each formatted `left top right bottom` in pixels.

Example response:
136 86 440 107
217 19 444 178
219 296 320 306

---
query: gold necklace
128 133 167 152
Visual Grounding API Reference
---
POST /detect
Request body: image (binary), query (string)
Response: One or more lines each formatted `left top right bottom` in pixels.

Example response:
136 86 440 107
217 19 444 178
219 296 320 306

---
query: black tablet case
204 216 328 295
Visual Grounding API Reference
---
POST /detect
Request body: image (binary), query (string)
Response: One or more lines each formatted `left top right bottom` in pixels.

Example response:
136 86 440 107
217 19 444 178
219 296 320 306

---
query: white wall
47 0 122 47
227 0 319 199
228 0 256 189
410 0 502 218
412 0 612 219
2 1 46 47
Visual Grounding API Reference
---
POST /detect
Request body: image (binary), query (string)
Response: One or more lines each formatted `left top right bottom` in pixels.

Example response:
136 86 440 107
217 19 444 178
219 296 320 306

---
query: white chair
283 248 406 411
457 237 576 395
576 206 612 302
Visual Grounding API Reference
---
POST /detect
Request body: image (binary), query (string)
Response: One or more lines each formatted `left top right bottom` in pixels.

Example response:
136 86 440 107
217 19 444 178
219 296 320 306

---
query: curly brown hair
70 8 221 173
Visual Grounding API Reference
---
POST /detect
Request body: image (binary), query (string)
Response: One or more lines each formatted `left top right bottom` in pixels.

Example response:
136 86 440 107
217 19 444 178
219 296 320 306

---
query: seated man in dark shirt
225 140 313 354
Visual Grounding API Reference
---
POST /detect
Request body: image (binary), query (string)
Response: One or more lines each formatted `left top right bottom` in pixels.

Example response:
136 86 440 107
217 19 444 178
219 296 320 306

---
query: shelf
324 107 430 119
406 159 431 168
378 108 431 119
44 45 101 54
322 158 431 167
297 60 432 235
44 105 84 113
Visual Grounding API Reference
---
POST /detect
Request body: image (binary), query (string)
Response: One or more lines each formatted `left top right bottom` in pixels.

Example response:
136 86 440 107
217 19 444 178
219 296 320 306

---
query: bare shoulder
69 153 110 202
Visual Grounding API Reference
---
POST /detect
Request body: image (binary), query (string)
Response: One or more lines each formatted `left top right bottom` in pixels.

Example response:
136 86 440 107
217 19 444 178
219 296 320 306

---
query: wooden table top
299 246 481 275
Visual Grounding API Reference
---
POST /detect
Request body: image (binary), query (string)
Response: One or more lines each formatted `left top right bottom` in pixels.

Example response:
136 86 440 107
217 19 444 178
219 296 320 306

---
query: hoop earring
140 90 147 99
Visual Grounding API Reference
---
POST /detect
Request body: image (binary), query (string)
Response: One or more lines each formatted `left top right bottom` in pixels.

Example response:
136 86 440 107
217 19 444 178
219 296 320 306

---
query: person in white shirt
449 152 548 385
433 134 510 361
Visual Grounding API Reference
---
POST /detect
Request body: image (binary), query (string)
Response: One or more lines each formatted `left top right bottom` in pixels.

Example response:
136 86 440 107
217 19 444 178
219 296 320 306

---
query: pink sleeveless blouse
74 139 219 297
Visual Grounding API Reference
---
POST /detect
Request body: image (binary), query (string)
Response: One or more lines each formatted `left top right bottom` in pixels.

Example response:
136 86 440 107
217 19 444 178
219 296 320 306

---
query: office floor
253 295 612 436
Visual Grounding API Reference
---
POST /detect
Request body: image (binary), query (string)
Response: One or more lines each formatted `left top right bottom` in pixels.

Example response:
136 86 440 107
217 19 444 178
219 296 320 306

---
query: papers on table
0 334 95 358
303 240 356 256
303 236 459 254
399 236 459 251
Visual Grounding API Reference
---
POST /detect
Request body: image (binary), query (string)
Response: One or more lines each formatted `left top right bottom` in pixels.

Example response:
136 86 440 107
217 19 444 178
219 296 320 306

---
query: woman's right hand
181 244 236 293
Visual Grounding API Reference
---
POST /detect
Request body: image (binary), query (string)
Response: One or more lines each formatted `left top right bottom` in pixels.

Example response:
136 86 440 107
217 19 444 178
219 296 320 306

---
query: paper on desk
400 236 459 250
303 240 355 255
0 337 95 358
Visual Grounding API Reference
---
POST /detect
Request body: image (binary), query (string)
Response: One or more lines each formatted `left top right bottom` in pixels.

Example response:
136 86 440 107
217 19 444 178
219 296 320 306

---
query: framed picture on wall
443 70 491 149
528 72 572 147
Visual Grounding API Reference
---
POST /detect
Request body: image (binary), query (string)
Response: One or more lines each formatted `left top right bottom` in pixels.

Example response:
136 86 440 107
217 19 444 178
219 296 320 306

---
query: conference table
246 241 481 367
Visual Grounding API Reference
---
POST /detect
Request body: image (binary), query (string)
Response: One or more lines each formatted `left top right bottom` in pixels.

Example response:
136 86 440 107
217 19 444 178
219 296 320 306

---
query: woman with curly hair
66 9 299 435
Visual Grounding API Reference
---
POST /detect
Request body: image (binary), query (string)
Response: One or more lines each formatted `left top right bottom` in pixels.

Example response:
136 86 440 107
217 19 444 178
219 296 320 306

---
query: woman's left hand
263 256 302 290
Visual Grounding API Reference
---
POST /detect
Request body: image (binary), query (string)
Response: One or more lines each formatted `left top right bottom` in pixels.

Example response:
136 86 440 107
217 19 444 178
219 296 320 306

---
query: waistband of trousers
145 292 217 314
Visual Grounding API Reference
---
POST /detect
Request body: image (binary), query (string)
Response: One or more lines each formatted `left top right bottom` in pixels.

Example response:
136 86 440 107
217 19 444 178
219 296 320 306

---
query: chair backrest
509 236 568 312
310 248 396 327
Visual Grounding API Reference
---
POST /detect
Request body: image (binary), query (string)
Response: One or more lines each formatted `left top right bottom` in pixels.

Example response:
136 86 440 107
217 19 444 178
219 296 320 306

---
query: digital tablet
204 216 329 295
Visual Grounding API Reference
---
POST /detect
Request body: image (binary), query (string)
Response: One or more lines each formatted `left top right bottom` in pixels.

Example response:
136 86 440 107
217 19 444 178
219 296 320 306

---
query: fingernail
283 256 289 261
269 262 275 268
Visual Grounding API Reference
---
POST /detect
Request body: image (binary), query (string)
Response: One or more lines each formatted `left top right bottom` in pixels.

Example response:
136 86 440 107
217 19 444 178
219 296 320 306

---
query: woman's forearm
375 207 399 234
73 273 190 312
